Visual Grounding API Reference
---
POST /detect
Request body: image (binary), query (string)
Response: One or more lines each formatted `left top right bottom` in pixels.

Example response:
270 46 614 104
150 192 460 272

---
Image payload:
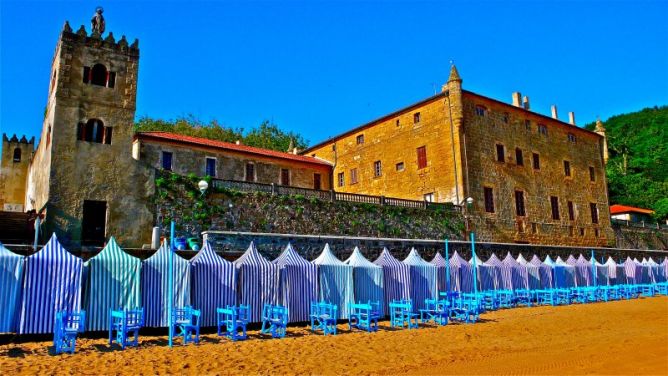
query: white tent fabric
375 248 410 315
530 255 553 289
604 257 624 285
517 254 541 290
449 251 474 293
469 255 497 291
430 253 448 294
589 257 609 286
313 244 354 319
344 247 384 314
403 249 438 311
623 257 642 284
553 256 577 288
486 254 508 290
234 242 280 323
502 253 526 290
0 243 24 333
273 243 317 323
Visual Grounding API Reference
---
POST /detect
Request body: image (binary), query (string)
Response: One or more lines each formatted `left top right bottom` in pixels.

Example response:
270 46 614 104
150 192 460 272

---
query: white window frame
205 157 217 177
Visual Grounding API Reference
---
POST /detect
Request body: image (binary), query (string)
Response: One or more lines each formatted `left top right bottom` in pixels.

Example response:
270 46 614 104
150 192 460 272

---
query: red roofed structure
610 204 654 223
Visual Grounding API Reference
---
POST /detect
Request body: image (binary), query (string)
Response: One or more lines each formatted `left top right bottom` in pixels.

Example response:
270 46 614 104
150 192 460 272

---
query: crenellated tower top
60 20 139 58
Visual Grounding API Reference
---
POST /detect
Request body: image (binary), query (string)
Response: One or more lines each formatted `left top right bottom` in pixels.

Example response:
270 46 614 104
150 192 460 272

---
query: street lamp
464 197 478 298
198 180 209 196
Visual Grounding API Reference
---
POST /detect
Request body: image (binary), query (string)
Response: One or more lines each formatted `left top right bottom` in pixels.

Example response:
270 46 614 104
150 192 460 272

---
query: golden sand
2 296 667 375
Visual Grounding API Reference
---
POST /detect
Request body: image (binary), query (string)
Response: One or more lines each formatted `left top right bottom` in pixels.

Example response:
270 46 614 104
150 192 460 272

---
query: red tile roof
610 204 654 215
136 132 332 167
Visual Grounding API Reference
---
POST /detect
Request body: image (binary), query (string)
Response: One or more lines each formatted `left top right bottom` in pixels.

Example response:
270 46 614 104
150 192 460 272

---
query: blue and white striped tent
647 258 665 283
502 253 526 290
530 254 553 289
19 234 83 334
375 248 410 314
403 249 438 311
273 243 316 323
313 244 354 319
141 241 191 327
430 253 448 293
449 251 474 293
485 254 507 290
604 257 625 285
235 242 279 323
0 242 24 333
589 257 609 286
517 254 541 290
633 258 651 284
469 255 497 291
554 256 577 288
344 247 385 314
575 254 594 287
84 237 142 331
190 242 236 327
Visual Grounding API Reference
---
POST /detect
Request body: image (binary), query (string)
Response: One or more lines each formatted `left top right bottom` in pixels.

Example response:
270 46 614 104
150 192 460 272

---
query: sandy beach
2 296 667 375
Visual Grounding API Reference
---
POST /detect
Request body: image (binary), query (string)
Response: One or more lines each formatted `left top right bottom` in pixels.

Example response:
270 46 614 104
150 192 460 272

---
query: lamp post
465 197 478 298
198 180 209 197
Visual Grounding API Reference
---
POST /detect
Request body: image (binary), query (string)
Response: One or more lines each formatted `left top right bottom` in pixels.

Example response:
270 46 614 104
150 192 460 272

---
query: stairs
0 211 34 244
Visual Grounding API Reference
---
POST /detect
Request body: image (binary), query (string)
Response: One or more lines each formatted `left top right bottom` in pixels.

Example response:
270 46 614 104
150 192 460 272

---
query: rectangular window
205 158 217 177
414 112 421 123
245 163 255 182
396 119 400 127
161 151 173 171
564 160 571 177
496 144 505 162
502 113 509 124
108 72 116 88
395 162 405 171
314 173 322 190
550 196 560 220
373 160 382 177
515 190 526 216
568 201 575 220
515 148 524 166
280 168 290 186
568 133 576 143
417 146 427 169
337 172 345 187
424 193 434 202
538 124 548 135
590 203 599 224
475 105 487 117
484 187 495 213
83 66 91 84
589 166 595 182
532 153 540 170
356 134 365 145
580 227 585 236
595 228 600 237
525 120 531 131
350 168 358 184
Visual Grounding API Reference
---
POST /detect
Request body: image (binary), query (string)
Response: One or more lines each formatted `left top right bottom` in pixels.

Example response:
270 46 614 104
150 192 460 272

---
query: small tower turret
595 118 609 164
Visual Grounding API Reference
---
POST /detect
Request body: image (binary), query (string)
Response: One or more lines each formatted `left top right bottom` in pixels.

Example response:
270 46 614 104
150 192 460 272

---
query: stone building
0 134 34 212
304 66 614 247
133 131 332 189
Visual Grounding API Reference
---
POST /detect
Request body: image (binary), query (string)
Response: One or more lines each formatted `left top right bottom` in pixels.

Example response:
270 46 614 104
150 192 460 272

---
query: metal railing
212 178 460 211
612 218 668 231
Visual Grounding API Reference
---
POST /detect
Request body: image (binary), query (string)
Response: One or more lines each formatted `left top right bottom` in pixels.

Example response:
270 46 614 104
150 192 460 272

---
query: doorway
82 200 107 246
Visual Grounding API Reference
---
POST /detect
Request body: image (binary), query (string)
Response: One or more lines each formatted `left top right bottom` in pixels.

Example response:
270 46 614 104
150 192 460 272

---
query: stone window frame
413 112 421 124
475 105 487 117
589 166 596 182
244 162 256 182
416 146 427 169
502 112 509 124
77 118 112 145
83 63 116 88
423 193 435 202
590 202 599 224
356 134 365 145
515 148 524 166
550 195 560 221
514 189 526 217
337 172 345 187
395 162 405 172
13 148 21 163
563 160 572 178
205 156 217 178
579 227 586 236
279 168 290 186
524 119 531 131
567 133 577 143
483 186 495 214
537 123 548 136
161 150 174 171
350 168 359 185
532 152 540 170
567 200 576 221
373 160 382 178
396 119 400 127
495 143 505 163
313 173 322 190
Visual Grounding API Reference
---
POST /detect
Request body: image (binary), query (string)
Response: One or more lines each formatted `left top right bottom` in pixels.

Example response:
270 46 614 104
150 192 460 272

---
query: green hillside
584 106 668 221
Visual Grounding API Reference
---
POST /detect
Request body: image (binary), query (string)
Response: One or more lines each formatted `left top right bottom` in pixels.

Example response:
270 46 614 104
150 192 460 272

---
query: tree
243 121 308 152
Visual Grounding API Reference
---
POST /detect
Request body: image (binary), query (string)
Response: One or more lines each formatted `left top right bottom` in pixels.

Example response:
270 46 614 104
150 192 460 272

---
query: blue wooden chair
450 293 481 323
172 306 201 345
217 305 250 341
53 310 86 354
480 291 499 311
419 298 449 325
514 289 533 307
310 301 338 335
496 290 515 308
261 304 289 339
109 308 144 349
389 299 418 329
348 301 380 332
640 284 655 297
534 289 555 306
656 282 668 295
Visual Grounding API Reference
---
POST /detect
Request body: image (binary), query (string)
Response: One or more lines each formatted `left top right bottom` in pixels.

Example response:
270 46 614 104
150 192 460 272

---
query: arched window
91 64 108 86
77 119 112 144
13 148 21 162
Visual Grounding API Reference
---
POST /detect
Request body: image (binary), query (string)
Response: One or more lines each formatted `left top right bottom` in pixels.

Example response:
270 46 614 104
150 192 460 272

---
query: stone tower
26 15 154 247
0 134 35 211
441 64 466 205
594 118 609 164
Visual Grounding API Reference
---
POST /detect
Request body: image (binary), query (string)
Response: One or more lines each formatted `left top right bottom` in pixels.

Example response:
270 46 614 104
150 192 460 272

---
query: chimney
292 148 299 155
551 105 558 119
235 140 241 145
512 92 522 107
522 96 530 110
568 112 576 125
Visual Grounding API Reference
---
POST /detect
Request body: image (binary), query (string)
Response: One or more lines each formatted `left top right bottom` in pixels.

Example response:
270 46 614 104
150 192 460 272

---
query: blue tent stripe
403 249 438 312
190 242 236 327
234 242 279 323
449 251 474 292
345 247 384 315
313 244 354 319
0 243 24 333
530 255 553 289
273 243 317 323
19 234 83 334
375 248 410 315
142 241 191 327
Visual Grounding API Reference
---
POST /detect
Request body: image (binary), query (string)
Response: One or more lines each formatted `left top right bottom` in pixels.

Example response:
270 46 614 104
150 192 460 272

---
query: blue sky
1 0 667 150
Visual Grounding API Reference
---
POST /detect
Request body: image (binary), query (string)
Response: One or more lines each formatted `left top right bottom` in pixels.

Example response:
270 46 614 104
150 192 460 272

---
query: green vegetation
584 105 668 221
134 116 309 152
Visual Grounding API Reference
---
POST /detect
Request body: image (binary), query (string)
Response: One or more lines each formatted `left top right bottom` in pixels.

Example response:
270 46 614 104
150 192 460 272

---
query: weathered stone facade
135 133 332 190
305 66 613 247
0 135 34 211
25 22 154 248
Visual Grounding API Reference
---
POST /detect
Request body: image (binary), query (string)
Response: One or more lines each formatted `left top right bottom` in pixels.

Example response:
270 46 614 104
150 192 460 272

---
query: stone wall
614 224 668 250
0 135 34 210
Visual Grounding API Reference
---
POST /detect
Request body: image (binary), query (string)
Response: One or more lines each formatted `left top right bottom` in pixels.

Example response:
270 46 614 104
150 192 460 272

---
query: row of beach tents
1 234 667 334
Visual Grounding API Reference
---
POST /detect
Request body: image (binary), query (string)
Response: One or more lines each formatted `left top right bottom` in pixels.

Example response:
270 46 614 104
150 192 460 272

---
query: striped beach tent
554 256 577 288
313 244 354 319
469 255 496 291
376 248 410 313
648 258 665 283
84 237 141 331
588 257 609 286
574 254 593 287
273 243 317 323
517 254 541 290
604 257 621 285
190 242 236 327
661 258 668 282
235 242 279 323
403 249 438 311
19 234 83 334
530 254 553 289
344 247 384 314
623 257 642 284
502 253 526 290
0 242 24 333
486 254 507 290
141 241 191 327
430 253 448 293
449 251 474 293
